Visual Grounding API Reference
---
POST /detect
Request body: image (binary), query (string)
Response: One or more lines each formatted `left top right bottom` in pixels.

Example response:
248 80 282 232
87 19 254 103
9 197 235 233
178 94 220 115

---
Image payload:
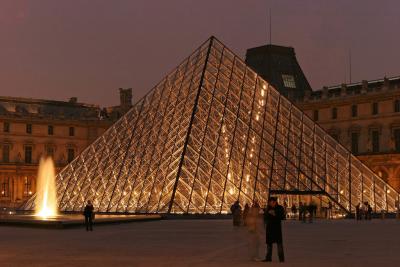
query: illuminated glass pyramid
22 37 399 214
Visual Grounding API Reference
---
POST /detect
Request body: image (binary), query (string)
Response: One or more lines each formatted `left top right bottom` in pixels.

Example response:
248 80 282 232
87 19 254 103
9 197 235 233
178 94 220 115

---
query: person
230 201 242 226
327 201 333 219
243 203 250 226
355 203 361 220
247 201 262 261
283 201 288 218
263 197 285 262
299 202 306 222
307 202 314 223
291 203 297 219
83 200 94 231
366 202 372 220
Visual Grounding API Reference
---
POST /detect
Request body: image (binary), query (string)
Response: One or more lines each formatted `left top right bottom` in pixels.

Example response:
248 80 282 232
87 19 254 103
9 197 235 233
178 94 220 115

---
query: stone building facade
245 44 400 192
298 77 400 191
0 89 132 208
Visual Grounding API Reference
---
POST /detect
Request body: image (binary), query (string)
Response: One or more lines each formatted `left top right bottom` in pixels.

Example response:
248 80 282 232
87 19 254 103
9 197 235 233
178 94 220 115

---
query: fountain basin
0 213 161 229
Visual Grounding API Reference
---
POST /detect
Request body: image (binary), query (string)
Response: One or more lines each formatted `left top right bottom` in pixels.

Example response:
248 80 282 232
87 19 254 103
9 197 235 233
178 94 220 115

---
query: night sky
1 0 399 107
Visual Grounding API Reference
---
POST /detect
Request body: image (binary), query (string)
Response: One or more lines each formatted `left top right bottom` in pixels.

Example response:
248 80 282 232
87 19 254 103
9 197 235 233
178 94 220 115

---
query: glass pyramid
22 37 399 214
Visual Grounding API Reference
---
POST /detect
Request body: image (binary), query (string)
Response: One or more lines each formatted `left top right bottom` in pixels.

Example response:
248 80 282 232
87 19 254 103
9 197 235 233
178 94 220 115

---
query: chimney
119 88 133 109
383 77 390 90
340 84 347 96
361 80 368 94
322 86 329 99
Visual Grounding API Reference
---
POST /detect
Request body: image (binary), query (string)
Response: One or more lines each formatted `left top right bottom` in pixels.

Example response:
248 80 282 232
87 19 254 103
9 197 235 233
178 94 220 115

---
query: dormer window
282 74 296 88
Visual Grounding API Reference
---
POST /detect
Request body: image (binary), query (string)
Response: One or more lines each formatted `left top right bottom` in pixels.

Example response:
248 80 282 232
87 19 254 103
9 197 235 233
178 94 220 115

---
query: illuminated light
242 147 245 152
229 188 234 195
363 190 366 193
340 190 344 194
123 192 127 196
250 153 253 158
35 157 58 219
28 191 32 195
256 115 259 121
260 100 265 106
225 148 228 153
228 173 231 179
246 175 250 182
387 189 391 193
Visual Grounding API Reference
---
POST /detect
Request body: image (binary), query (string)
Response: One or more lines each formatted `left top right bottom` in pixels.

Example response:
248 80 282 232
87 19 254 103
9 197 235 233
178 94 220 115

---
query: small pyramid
22 37 399 214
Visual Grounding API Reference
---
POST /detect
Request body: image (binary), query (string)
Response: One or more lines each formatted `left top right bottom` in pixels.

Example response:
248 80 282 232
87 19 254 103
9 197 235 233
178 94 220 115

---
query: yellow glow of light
229 188 234 195
246 175 250 182
35 157 58 219
340 190 344 194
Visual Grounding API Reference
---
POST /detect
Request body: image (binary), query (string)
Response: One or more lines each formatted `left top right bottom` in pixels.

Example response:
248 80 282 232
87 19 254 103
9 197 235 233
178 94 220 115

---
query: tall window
69 127 75 137
67 148 75 163
3 122 10 133
48 125 54 135
371 130 379 153
24 177 32 196
351 104 358 117
394 129 400 152
313 110 319 121
25 146 32 164
2 144 10 163
395 100 400 113
26 124 32 134
47 146 54 158
1 178 9 197
332 107 337 119
372 102 378 115
351 132 359 154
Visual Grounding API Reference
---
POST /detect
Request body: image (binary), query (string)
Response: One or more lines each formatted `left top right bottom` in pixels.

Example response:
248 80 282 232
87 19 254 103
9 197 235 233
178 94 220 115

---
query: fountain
35 157 58 218
0 157 159 228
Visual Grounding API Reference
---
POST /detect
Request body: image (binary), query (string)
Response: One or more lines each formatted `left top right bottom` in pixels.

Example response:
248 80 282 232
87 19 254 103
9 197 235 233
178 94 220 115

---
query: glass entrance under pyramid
22 37 400 214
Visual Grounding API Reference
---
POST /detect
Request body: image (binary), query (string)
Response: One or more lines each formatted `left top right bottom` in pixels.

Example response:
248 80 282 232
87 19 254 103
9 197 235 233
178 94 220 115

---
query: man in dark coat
83 200 94 231
263 197 285 262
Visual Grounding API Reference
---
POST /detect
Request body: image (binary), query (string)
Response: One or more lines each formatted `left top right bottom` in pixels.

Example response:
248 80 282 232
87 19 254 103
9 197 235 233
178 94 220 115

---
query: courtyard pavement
0 218 399 266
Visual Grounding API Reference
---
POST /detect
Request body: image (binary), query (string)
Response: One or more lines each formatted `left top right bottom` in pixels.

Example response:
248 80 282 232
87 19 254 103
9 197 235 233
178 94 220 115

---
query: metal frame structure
22 37 400 214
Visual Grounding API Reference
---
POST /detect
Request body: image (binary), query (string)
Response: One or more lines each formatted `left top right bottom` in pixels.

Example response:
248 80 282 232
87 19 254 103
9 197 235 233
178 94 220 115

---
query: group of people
355 202 373 220
289 201 319 223
230 197 286 262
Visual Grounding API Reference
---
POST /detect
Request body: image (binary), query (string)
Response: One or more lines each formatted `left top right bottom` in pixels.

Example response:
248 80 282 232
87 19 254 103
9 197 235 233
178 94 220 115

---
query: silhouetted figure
355 203 361 220
291 204 297 219
307 202 315 223
366 202 372 220
84 200 94 231
230 201 242 226
263 197 285 262
243 203 250 226
327 201 333 219
299 202 306 222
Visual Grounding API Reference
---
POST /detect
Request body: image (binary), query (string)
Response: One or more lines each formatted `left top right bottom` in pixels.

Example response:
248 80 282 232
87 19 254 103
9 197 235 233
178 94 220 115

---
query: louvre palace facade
246 44 400 193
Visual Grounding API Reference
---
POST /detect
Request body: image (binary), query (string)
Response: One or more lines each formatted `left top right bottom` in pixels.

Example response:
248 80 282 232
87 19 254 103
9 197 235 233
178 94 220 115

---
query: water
35 157 58 218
